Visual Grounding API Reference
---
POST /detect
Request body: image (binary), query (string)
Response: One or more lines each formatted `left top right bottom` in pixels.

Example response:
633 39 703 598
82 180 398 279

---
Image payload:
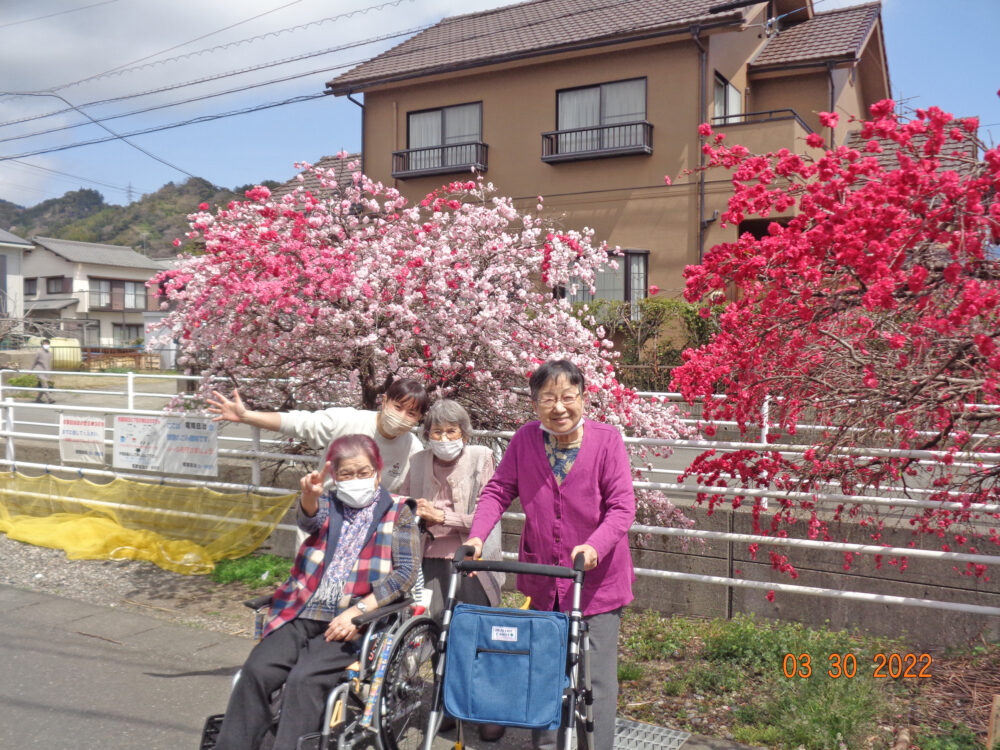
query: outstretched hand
206 388 247 423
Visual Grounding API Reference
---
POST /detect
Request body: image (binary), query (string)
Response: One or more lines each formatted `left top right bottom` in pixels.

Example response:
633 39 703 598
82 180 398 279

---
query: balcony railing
541 121 653 163
391 142 488 179
710 109 814 133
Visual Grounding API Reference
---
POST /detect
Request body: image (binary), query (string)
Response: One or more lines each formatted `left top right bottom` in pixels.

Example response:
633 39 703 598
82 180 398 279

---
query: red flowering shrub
673 104 1000 569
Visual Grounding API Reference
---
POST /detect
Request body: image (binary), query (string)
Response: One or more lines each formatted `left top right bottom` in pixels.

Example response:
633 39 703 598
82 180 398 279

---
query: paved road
0 584 750 750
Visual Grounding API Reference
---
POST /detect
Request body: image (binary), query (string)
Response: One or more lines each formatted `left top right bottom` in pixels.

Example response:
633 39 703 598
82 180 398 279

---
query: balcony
541 121 653 163
391 142 488 179
710 109 813 154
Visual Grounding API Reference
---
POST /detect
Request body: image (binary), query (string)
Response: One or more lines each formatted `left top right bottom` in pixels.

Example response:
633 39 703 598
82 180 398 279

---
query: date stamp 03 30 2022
781 652 932 680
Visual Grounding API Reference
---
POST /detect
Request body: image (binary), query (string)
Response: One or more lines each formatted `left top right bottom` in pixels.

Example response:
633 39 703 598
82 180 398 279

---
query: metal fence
2 368 999 623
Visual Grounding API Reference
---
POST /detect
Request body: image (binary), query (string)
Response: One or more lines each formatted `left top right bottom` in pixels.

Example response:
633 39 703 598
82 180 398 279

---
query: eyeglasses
335 466 375 481
429 426 463 440
535 392 582 409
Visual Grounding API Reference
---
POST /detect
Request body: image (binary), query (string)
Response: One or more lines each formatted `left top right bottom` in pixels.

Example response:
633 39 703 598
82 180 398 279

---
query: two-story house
22 237 168 347
326 0 890 302
0 229 32 323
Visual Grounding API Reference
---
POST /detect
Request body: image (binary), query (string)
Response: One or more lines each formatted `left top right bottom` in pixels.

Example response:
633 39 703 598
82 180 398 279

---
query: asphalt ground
0 584 755 750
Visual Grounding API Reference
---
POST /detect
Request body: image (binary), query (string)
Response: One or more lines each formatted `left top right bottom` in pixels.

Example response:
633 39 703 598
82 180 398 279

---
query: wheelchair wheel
376 615 441 750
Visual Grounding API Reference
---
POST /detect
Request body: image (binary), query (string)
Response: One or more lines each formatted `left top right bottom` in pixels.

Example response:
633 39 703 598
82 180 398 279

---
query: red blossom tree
672 102 1000 573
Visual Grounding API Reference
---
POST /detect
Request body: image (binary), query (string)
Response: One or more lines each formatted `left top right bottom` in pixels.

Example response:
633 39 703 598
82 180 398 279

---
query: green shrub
617 661 645 682
915 723 982 750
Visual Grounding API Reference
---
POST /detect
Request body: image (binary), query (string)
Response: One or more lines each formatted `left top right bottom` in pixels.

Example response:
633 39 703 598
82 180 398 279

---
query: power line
0 93 328 161
7 158 140 195
0 0 120 30
0 24 427 131
0 91 207 183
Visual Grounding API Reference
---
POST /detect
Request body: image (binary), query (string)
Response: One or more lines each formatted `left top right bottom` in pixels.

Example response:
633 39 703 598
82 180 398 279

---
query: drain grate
613 717 691 750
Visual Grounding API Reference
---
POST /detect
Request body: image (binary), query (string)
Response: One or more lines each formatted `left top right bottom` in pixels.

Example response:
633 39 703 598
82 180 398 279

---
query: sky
0 0 998 210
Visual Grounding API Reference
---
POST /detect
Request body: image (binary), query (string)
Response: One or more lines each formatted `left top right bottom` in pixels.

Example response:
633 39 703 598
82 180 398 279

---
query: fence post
127 371 135 411
251 426 262 487
760 394 771 510
4 397 14 464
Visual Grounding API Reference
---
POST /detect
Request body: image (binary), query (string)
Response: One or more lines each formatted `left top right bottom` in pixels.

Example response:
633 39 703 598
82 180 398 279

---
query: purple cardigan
468 419 636 616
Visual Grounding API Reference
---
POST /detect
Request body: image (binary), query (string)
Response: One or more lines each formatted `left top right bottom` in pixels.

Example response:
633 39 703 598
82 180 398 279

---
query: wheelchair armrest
243 594 274 611
350 596 414 628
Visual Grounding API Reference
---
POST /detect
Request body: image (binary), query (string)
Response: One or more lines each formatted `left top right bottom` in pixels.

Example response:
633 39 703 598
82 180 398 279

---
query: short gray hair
422 399 473 441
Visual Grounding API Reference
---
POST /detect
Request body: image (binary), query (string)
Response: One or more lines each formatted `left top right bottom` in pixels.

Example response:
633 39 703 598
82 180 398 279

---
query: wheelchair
200 593 440 750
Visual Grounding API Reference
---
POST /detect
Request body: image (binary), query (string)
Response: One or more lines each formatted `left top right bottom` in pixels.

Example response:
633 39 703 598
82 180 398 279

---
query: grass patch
211 553 292 589
5 373 41 398
618 610 999 749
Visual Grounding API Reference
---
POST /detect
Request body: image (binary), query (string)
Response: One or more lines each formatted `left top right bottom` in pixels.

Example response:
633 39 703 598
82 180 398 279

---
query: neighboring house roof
26 298 78 312
327 0 745 93
845 121 979 175
31 236 164 271
270 153 362 201
751 2 880 69
0 228 32 247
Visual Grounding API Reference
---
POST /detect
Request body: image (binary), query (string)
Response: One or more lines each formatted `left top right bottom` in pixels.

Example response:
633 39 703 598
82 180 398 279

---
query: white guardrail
1 368 999 618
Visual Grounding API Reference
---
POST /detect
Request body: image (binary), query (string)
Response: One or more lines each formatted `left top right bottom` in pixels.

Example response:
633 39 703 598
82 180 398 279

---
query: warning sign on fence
112 415 218 476
59 414 107 464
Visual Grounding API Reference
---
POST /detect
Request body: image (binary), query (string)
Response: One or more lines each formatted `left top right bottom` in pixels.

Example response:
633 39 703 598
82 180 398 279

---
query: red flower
806 133 825 148
648 284 660 296
818 111 839 128
765 590 775 602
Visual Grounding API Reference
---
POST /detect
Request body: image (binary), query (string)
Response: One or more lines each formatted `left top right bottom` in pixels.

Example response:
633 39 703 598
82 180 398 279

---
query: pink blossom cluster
673 102 1000 571
152 164 692 526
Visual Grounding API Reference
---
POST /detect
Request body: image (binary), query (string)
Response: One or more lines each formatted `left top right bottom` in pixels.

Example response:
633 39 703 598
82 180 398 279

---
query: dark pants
422 556 490 618
215 619 357 750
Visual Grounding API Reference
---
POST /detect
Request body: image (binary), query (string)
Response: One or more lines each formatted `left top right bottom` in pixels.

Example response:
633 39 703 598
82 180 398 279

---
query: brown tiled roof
327 0 745 94
845 122 979 175
270 153 363 201
751 2 880 69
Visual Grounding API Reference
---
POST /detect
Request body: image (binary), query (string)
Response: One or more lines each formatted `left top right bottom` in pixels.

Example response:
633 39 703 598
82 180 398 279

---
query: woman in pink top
465 359 636 750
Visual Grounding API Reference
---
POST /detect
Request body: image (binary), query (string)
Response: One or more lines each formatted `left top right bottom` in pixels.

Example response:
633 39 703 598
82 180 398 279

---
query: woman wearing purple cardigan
465 359 636 750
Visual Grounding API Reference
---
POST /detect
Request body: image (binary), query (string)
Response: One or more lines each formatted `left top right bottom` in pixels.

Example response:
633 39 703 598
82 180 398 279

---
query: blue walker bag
442 603 569 729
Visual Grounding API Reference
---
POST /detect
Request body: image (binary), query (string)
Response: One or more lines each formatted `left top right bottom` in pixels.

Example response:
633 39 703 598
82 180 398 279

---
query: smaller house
270 153 362 202
22 237 169 347
0 229 32 323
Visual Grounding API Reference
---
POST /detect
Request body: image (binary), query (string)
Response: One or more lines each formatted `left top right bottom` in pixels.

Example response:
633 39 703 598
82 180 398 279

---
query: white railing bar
630 523 1000 566
635 479 1000 513
0 459 294 496
0 485 298 534
632 567 1000 616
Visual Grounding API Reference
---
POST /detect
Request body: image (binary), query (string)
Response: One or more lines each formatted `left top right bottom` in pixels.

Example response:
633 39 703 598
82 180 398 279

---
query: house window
714 73 742 124
24 278 37 296
550 78 648 157
403 102 484 172
47 276 69 294
113 323 144 347
90 279 111 309
569 250 649 317
124 281 146 311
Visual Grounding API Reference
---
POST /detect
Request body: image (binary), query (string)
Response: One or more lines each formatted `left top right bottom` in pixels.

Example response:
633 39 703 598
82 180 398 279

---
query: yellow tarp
0 471 296 574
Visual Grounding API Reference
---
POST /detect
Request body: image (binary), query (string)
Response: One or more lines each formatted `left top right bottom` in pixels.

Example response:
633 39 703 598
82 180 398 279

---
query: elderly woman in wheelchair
207 433 431 750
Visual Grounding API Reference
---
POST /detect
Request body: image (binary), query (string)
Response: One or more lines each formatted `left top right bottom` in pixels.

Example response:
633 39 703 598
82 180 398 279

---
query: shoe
478 723 506 742
438 715 456 732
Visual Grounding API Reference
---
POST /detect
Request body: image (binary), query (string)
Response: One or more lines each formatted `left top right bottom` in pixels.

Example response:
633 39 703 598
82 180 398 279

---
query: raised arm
207 388 282 431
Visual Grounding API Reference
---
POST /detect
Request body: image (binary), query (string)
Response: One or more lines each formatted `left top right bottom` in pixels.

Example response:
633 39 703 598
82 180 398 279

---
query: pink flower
819 111 839 129
698 122 713 137
663 176 672 186
198 202 209 211
765 591 775 603
648 284 660 296
806 133 826 148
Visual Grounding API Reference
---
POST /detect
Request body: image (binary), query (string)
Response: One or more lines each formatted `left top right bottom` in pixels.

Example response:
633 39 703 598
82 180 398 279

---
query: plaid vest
262 489 403 638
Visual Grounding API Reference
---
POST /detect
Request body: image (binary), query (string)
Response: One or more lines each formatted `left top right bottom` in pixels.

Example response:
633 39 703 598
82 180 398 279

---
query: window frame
544 77 652 161
46 276 69 295
555 77 648 132
112 323 145 347
713 72 743 125
24 277 37 296
394 101 488 178
566 249 650 317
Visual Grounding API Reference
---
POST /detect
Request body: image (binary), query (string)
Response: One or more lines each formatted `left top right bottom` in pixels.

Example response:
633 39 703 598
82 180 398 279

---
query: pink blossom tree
672 102 1000 572
153 159 691 525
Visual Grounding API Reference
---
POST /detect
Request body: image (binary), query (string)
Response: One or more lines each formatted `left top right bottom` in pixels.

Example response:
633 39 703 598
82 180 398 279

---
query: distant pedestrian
32 339 55 403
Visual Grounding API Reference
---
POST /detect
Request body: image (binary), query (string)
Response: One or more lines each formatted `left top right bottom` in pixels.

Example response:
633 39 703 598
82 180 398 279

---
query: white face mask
336 476 378 508
430 438 464 462
539 418 584 437
380 408 416 438
42 344 50 351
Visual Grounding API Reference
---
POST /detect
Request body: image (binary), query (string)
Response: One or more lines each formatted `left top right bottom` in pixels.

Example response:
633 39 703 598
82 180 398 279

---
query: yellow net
0 471 296 575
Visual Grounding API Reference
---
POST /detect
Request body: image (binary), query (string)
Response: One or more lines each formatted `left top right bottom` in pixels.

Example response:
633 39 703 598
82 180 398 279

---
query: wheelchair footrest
200 714 225 750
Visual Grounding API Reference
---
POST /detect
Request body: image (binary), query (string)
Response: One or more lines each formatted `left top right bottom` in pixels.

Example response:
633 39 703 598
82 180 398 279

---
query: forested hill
0 177 278 259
